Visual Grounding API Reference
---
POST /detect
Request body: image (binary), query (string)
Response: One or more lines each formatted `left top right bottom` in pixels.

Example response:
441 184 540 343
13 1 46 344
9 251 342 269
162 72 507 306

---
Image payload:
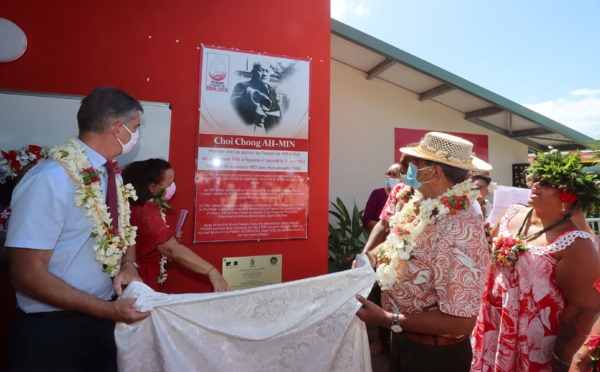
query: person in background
362 162 401 356
359 143 420 262
362 163 402 231
471 172 493 219
122 159 229 292
472 149 600 371
7 86 151 371
357 132 491 371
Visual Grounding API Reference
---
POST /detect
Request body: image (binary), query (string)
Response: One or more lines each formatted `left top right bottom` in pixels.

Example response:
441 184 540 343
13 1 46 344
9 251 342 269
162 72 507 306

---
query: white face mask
118 124 139 155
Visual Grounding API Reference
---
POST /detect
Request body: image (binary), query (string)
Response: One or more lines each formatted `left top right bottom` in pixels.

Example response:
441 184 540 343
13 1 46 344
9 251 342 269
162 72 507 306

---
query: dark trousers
390 334 472 372
9 308 117 372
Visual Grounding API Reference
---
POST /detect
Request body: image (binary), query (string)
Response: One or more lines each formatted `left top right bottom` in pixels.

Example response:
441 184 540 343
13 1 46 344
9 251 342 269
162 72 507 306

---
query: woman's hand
208 269 230 292
569 345 593 371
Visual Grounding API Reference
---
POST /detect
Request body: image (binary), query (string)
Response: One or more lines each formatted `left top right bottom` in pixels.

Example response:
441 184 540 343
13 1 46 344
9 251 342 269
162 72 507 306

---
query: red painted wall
0 1 331 293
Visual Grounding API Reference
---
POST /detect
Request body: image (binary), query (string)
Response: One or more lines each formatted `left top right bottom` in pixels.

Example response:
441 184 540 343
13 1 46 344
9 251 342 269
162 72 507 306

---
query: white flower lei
375 179 481 290
50 137 137 277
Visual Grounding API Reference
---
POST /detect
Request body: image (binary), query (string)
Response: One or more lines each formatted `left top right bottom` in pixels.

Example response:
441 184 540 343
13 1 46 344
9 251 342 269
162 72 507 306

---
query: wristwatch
122 259 140 271
391 313 403 333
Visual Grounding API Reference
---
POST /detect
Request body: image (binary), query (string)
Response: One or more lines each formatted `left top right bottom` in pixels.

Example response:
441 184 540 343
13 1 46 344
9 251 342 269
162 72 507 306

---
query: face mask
405 163 434 189
400 174 408 184
163 182 176 200
117 124 139 155
386 178 400 189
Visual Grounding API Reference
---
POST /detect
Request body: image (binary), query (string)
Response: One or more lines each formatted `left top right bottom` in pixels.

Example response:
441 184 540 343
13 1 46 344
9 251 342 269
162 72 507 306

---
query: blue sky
331 0 600 139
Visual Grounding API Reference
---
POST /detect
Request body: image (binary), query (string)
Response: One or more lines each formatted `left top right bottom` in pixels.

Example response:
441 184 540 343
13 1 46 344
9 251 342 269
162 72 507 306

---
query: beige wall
330 59 529 212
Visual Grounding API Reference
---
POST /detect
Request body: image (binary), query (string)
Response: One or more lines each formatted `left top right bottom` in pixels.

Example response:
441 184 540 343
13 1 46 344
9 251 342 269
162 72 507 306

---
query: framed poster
195 46 310 243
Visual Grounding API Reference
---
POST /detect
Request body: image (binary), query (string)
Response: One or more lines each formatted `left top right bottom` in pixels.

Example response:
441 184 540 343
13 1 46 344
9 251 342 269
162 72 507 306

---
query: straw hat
400 132 492 171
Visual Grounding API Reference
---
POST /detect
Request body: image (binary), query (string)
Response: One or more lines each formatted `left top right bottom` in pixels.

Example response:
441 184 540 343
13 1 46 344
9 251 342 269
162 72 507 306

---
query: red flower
504 236 517 247
586 335 600 351
2 150 21 170
28 145 42 154
594 278 600 294
10 160 21 171
559 190 578 204
111 161 122 174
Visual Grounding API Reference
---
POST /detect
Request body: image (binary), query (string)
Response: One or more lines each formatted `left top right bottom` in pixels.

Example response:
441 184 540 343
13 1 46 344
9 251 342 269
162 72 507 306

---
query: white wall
329 59 528 212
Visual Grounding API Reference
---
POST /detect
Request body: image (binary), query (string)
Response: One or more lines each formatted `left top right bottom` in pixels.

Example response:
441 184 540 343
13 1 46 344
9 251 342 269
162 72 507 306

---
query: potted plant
328 197 368 272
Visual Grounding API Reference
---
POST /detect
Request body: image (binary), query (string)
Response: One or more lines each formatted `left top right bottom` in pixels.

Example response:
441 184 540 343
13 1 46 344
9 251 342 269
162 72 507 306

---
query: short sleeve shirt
6 140 115 312
381 207 490 320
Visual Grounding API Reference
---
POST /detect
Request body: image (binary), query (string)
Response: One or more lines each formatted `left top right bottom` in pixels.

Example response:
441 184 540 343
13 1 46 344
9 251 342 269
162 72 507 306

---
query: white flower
52 137 134 278
375 179 477 288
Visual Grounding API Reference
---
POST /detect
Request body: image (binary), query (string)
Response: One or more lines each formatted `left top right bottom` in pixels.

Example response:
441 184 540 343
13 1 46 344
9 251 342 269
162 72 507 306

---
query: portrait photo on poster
199 47 310 139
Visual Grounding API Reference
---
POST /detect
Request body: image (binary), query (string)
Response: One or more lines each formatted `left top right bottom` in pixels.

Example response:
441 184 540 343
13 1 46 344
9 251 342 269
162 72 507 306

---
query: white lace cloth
116 256 375 372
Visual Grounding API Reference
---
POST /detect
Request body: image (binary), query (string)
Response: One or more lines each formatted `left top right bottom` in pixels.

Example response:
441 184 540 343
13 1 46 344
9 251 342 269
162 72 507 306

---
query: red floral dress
471 204 599 371
130 203 174 291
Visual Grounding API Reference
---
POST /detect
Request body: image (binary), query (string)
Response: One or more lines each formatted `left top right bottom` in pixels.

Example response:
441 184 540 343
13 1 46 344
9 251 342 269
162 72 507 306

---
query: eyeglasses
526 176 558 189
385 171 401 177
475 185 487 191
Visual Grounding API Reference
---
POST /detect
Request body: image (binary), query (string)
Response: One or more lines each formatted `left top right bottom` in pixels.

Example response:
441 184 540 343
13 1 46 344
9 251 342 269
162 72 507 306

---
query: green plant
328 197 369 272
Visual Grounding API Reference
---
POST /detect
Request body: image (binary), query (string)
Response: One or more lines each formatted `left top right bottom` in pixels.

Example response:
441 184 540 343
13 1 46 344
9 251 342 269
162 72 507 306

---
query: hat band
413 145 473 166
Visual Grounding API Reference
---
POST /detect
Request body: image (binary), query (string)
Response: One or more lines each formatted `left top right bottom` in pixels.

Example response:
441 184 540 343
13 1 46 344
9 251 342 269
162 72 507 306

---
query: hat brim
400 146 492 172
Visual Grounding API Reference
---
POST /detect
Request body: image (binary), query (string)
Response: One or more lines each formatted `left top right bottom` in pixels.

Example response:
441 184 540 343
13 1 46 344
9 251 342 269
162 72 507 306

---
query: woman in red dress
123 159 229 292
471 150 600 371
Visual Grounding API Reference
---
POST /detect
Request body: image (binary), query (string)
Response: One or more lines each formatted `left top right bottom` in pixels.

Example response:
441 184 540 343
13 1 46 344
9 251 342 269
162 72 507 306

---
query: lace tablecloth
116 257 374 372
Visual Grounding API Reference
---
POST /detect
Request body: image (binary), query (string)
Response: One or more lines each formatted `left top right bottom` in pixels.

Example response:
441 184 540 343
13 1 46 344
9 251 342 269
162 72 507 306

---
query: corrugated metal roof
331 20 595 152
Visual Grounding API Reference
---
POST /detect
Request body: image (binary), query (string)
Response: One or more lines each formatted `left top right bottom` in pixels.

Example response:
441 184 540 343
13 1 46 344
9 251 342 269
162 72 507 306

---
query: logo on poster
206 53 229 92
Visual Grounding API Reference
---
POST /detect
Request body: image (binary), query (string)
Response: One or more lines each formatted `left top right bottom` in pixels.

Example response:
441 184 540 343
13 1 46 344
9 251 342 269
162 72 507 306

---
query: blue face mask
405 162 433 189
386 178 400 189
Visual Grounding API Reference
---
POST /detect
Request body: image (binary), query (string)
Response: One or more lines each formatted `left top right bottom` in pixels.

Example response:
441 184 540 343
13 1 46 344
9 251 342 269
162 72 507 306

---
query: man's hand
356 294 391 329
108 298 151 324
113 263 142 296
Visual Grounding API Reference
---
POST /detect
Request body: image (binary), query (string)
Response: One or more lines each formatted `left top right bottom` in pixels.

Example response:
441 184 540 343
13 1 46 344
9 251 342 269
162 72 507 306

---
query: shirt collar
77 139 108 170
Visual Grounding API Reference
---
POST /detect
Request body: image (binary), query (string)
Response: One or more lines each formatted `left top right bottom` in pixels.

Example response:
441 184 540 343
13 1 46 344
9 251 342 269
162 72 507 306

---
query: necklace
375 179 481 290
516 208 572 241
154 194 172 285
50 137 138 277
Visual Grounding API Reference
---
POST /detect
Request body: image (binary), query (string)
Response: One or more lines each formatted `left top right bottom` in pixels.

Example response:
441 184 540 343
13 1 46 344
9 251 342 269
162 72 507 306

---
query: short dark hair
471 173 492 185
422 160 469 184
77 86 143 134
122 158 172 205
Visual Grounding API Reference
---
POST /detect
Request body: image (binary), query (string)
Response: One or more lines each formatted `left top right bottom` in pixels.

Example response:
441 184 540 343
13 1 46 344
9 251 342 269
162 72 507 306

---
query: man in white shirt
7 86 151 371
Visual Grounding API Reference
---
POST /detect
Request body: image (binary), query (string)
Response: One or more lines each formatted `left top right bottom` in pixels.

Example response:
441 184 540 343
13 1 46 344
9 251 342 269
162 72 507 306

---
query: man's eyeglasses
475 185 487 191
526 176 558 189
386 171 401 177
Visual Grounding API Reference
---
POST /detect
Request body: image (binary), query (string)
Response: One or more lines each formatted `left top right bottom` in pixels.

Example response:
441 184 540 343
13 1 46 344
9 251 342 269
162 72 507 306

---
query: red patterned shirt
379 183 410 223
381 206 490 323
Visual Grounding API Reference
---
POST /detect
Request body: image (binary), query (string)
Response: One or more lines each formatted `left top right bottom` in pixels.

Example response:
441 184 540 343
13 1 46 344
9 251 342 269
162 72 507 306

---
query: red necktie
104 161 119 231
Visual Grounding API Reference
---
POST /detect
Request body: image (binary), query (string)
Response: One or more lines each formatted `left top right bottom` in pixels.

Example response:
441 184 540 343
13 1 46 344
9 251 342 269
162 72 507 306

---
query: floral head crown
0 145 49 184
525 149 600 211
